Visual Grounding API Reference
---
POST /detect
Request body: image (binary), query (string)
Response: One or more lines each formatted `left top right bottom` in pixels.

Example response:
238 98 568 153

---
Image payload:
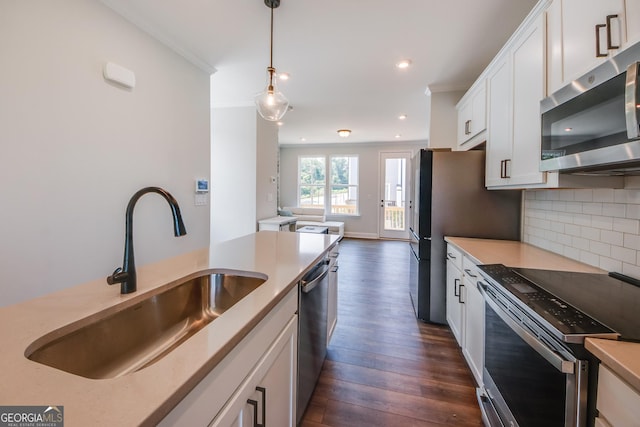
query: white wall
428 90 465 150
524 188 640 278
279 141 426 238
0 0 210 306
211 107 258 244
256 118 279 221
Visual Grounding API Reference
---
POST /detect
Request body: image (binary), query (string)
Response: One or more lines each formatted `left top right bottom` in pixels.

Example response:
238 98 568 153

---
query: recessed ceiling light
300 137 306 142
564 127 573 132
395 134 402 139
337 129 351 138
396 59 412 69
279 72 290 81
398 114 407 120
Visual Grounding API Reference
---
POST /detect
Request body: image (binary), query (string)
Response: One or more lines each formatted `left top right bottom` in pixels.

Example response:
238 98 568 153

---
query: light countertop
445 237 640 392
0 231 338 426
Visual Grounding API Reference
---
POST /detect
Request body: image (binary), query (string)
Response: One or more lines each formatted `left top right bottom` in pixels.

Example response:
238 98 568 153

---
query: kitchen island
0 231 338 426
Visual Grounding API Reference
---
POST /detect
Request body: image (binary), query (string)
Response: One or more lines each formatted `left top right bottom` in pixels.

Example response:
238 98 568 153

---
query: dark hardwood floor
300 238 482 427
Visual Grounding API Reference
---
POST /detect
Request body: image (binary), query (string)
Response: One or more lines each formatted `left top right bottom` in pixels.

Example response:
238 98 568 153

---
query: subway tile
525 191 537 200
591 215 614 230
579 250 600 268
592 188 615 203
559 190 575 201
625 190 640 204
573 214 592 226
624 234 640 250
581 226 601 241
557 212 575 224
600 230 624 246
583 202 603 215
614 189 628 203
557 233 573 246
563 246 580 261
599 256 622 273
574 189 594 202
590 241 611 257
612 245 637 264
572 236 591 251
622 263 640 280
552 201 568 212
613 217 640 234
551 221 564 233
565 224 581 237
602 203 625 218
626 204 640 219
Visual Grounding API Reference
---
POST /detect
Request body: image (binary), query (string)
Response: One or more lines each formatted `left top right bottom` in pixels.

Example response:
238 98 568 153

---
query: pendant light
254 0 289 121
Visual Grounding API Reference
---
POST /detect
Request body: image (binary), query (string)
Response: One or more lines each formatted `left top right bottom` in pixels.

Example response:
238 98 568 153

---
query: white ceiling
100 0 539 145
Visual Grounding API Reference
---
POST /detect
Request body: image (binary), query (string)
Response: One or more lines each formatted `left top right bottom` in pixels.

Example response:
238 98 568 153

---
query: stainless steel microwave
540 41 640 174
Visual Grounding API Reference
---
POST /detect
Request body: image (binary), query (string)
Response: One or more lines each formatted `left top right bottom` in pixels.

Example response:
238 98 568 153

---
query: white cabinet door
485 56 512 187
446 259 463 346
457 82 487 149
548 0 626 93
627 0 640 45
213 316 298 427
462 265 484 387
510 13 546 186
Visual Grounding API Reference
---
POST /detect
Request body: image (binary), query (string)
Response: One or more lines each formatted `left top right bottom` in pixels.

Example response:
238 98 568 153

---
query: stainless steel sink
25 271 267 379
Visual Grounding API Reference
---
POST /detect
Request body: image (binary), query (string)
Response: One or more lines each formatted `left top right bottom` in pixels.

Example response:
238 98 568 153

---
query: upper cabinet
486 13 546 188
456 82 487 149
547 0 633 94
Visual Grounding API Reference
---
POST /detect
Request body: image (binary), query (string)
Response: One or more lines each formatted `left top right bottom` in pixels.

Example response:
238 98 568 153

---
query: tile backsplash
523 189 640 278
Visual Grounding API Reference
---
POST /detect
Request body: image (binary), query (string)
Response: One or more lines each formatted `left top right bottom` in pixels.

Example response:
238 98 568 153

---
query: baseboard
344 232 378 239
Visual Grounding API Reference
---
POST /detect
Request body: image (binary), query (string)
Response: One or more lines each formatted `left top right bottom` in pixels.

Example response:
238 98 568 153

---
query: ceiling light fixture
337 129 351 138
279 72 290 81
396 59 412 69
398 114 407 120
254 0 289 122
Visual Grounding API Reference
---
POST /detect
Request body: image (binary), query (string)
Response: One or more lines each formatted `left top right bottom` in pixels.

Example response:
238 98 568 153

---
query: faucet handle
107 267 128 285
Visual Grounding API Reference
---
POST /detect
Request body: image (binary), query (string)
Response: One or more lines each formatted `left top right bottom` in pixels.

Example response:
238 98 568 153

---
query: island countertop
0 231 338 426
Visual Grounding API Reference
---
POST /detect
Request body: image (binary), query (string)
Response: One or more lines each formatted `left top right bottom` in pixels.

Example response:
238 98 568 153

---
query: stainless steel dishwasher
297 254 331 424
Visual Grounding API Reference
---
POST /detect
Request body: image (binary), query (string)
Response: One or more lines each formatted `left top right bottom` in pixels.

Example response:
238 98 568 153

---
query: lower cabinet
595 364 640 427
158 286 298 427
445 243 484 387
327 243 339 346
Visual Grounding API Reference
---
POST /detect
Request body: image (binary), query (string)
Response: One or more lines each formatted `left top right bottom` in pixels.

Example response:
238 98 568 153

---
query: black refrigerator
408 149 521 324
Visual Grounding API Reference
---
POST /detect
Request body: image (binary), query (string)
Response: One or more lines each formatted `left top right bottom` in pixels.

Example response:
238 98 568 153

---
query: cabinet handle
503 159 511 178
606 15 620 50
596 23 608 57
447 252 457 260
331 266 339 273
458 283 465 304
464 119 471 135
454 278 460 297
464 268 477 278
247 387 266 427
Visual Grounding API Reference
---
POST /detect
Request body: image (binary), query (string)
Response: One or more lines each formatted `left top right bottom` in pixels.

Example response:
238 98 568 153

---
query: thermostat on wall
196 179 209 193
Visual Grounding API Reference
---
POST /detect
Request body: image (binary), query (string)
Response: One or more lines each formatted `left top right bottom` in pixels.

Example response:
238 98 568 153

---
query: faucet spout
107 186 187 294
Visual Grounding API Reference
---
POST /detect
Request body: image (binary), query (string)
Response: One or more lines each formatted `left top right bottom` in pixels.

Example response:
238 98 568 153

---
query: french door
378 152 411 240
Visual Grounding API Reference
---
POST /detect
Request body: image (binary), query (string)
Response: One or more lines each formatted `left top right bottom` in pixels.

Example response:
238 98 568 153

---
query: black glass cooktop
478 264 640 342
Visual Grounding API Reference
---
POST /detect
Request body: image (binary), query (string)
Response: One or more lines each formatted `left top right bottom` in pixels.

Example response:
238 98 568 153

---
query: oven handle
480 282 575 374
625 61 639 139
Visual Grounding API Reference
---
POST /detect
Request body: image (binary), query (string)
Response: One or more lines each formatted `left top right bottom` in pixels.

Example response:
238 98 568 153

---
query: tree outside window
297 155 359 215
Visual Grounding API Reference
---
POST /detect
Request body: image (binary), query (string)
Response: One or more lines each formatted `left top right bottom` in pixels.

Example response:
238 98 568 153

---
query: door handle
625 62 640 139
458 283 465 304
454 278 460 297
606 14 620 50
247 386 266 427
596 23 608 57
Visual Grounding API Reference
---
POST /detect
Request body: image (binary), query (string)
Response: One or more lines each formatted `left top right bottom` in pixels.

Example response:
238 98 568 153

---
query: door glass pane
383 158 406 231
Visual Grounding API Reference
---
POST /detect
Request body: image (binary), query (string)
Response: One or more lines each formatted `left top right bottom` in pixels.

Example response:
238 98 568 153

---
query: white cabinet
445 243 485 387
446 252 463 345
595 364 640 427
327 243 339 346
214 316 297 427
461 259 484 386
159 287 298 427
486 13 547 188
456 82 487 149
547 0 631 94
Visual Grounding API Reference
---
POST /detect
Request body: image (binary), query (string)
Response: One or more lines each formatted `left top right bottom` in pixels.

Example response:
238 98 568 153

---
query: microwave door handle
625 62 640 139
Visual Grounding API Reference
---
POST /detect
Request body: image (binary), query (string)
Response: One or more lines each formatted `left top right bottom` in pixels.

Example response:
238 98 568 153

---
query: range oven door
478 281 588 427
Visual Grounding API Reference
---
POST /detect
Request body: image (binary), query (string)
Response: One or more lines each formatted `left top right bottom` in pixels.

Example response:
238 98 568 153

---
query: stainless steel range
476 264 640 427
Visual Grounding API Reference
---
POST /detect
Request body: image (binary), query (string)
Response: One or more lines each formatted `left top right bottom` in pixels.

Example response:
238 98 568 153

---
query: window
298 156 325 208
330 156 358 215
298 155 359 215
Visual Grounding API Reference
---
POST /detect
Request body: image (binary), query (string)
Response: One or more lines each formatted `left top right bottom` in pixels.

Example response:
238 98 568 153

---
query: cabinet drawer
597 365 640 427
462 257 480 285
446 244 463 271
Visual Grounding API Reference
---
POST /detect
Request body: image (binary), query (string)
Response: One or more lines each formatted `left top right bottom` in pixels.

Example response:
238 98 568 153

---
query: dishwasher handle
301 261 330 294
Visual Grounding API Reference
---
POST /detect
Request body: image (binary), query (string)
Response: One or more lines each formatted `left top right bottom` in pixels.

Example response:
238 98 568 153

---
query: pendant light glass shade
255 67 289 121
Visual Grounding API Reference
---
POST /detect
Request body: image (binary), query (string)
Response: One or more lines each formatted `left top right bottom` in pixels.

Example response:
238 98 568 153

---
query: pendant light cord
269 5 274 69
